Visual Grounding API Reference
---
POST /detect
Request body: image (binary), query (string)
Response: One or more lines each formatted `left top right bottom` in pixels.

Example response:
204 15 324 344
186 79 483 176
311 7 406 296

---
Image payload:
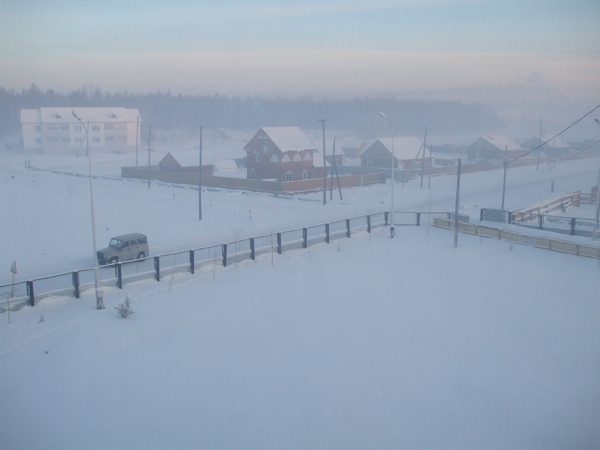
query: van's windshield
109 239 123 249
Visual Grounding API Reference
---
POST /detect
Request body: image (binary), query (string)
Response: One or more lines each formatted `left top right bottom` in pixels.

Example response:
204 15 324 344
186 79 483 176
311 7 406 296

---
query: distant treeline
0 84 504 137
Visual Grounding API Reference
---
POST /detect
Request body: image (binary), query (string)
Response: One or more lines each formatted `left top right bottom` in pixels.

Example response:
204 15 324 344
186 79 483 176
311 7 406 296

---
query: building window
61 125 69 131
34 125 41 132
105 124 114 130
45 125 58 131
46 137 59 143
285 172 292 181
74 125 83 132
258 136 268 143
92 137 100 143
367 161 373 168
75 137 83 144
92 125 100 132
116 135 127 141
35 138 42 144
255 153 261 163
250 170 255 180
413 162 421 170
302 170 307 180
115 124 126 130
60 137 70 143
105 136 115 142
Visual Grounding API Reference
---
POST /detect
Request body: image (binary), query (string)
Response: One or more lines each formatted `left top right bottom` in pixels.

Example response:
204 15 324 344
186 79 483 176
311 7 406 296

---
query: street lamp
72 110 104 309
379 111 395 238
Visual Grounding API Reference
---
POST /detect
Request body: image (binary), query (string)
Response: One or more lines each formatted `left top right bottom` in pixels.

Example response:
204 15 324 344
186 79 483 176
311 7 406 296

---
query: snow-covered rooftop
20 107 141 124
260 127 317 152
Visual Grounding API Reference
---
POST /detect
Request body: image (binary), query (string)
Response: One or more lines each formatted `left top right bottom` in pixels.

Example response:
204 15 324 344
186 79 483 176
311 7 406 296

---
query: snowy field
1 145 600 449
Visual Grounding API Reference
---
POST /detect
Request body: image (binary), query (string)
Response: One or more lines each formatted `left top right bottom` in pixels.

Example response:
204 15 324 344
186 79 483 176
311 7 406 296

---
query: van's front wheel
109 257 119 265
137 252 146 259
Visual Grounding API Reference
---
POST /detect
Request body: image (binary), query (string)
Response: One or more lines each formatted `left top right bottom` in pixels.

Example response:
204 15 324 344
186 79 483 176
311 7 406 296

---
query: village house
21 107 141 155
360 137 432 171
520 136 571 158
466 135 526 160
244 127 325 181
341 139 366 159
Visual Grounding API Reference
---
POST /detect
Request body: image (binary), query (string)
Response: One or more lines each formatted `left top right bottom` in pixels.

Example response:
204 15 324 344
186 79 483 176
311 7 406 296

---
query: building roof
479 135 522 151
20 107 141 124
361 137 427 161
341 139 365 150
521 136 570 150
260 127 317 152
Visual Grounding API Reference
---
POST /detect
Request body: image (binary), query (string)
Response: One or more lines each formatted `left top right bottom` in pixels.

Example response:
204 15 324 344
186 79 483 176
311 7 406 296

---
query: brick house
341 139 366 158
360 137 431 171
245 127 325 181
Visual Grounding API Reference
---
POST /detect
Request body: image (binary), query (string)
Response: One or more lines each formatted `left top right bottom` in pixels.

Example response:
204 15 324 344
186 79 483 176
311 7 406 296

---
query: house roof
260 127 317 152
479 135 522 151
361 137 427 161
20 107 141 124
521 136 570 150
341 139 365 150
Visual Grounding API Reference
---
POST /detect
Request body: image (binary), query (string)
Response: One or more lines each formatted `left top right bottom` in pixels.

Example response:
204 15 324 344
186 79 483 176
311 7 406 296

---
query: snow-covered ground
1 146 600 449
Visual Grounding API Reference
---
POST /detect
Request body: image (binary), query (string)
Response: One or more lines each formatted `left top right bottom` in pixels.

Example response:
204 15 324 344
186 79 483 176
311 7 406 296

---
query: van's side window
130 240 137 246
138 238 147 244
123 241 129 248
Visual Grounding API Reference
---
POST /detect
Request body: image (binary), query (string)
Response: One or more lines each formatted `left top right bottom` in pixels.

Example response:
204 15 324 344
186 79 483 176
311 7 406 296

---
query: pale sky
1 0 599 101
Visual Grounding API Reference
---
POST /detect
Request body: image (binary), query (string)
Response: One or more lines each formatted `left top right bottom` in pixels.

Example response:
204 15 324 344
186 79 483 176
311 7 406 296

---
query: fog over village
1 1 600 449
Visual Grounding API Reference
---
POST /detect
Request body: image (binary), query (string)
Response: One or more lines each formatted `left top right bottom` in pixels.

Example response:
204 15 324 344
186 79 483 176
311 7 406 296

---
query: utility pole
536 119 542 170
135 115 139 166
148 124 151 188
420 126 427 188
318 119 326 205
199 125 203 221
454 159 462 248
501 145 508 210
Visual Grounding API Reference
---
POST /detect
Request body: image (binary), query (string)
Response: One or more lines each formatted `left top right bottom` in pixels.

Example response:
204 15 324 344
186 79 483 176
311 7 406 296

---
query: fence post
539 214 543 230
303 228 308 248
366 215 371 233
250 238 255 260
72 271 80 299
27 280 34 306
277 233 282 254
416 212 421 226
570 217 576 236
222 244 228 267
154 256 160 281
326 223 330 243
116 263 122 289
384 212 389 225
508 211 512 224
346 219 351 238
189 250 195 274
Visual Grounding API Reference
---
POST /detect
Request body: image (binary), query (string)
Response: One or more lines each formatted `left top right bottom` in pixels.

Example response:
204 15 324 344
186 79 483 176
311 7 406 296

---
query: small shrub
115 296 135 318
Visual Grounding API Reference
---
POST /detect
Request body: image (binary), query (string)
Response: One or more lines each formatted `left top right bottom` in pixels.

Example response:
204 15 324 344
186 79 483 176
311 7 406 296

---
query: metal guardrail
434 216 600 259
1 211 451 312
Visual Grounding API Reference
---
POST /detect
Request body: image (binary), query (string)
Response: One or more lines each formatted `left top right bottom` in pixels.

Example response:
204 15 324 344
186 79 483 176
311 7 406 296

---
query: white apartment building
21 107 141 155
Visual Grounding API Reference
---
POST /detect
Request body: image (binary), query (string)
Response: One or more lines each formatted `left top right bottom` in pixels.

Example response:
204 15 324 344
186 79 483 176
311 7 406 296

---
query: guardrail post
72 271 80 298
508 211 512 224
303 228 308 248
570 218 576 236
222 244 228 267
416 212 421 226
326 223 330 243
27 280 34 306
189 250 195 274
346 219 351 238
116 263 123 289
367 215 371 233
539 214 543 230
480 209 484 222
277 233 282 254
250 238 255 260
384 212 389 225
154 256 160 281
